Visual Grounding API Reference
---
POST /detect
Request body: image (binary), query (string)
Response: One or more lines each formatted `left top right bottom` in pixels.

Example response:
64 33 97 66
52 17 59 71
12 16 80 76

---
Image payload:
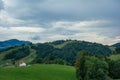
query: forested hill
0 40 112 66
112 43 120 48
46 40 111 55
0 39 31 50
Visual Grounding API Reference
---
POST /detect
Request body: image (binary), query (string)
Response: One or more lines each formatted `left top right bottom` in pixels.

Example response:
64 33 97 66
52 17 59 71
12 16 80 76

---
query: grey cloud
0 0 120 44
0 0 4 11
4 0 120 23
30 35 41 41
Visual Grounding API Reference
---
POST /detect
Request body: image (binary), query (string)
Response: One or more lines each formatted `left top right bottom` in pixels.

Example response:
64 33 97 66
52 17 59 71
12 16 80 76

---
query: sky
0 0 120 45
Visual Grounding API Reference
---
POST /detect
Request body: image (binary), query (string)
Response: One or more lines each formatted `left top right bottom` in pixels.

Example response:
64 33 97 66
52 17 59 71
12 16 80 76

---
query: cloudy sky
0 0 120 45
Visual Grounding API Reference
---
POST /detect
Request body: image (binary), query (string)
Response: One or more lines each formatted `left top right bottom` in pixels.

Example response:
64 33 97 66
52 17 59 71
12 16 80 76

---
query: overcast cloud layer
0 0 120 45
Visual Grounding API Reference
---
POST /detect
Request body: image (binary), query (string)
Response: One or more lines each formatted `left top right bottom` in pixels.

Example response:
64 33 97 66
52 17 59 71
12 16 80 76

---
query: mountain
0 40 112 67
0 39 31 50
112 43 120 48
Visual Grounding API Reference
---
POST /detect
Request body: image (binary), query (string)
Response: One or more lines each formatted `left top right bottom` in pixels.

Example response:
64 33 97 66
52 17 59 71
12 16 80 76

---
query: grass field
0 64 77 80
109 54 120 61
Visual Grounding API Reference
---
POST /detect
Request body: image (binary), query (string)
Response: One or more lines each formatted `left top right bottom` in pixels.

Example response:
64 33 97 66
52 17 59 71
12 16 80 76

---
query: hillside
0 44 36 67
0 64 77 80
0 39 31 51
0 40 112 67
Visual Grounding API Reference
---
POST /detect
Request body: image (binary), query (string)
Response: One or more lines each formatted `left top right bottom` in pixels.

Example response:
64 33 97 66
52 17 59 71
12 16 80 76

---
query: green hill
0 40 112 67
0 45 36 67
0 39 31 50
0 64 77 80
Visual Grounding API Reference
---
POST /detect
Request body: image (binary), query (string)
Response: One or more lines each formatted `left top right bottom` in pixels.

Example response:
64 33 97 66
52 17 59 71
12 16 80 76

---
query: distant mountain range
0 39 31 50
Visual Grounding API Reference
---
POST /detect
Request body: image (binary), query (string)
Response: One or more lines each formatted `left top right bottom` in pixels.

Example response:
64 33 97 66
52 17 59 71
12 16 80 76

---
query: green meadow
109 54 120 61
0 64 77 80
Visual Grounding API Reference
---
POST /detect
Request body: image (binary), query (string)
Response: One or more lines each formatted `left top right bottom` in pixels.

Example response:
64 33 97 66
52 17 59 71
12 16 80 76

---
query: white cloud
67 33 116 45
0 26 45 33
48 34 67 40
47 20 120 45
0 10 26 27
52 20 110 31
11 27 45 33
0 25 119 45
0 27 45 42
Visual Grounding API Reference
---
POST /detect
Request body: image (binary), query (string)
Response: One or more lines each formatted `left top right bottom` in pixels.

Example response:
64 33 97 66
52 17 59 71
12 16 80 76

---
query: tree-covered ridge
31 40 112 65
4 46 30 60
0 40 112 66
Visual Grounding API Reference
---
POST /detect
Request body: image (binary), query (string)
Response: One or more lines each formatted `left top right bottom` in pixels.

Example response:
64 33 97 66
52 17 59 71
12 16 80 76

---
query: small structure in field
19 60 26 67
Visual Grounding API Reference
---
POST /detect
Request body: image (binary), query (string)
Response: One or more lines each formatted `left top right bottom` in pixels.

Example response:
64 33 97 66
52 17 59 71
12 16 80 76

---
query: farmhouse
19 60 26 67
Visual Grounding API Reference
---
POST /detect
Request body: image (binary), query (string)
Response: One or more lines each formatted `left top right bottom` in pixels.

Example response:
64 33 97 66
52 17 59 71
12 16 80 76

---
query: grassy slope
0 64 77 80
0 45 37 67
109 54 120 61
22 48 36 63
0 46 22 60
0 46 23 67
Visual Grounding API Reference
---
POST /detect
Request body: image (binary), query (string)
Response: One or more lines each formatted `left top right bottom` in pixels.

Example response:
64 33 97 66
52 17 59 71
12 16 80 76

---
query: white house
19 60 26 67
